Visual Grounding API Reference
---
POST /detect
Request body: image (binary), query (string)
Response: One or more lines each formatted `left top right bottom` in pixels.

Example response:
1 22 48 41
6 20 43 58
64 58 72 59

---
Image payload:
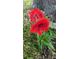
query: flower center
38 23 45 27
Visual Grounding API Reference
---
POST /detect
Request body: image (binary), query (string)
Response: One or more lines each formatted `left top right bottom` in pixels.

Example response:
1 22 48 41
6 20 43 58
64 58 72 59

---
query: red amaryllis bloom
30 18 50 35
28 8 44 22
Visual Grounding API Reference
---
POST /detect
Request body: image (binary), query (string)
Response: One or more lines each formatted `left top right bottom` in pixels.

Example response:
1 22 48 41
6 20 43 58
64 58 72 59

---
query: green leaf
43 41 55 51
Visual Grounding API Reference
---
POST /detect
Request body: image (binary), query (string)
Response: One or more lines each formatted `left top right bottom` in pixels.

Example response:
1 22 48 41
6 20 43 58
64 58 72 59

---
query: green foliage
36 29 56 51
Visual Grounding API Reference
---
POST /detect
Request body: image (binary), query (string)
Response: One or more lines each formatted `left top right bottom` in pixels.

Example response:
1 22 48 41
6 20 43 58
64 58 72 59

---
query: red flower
30 18 50 35
28 8 44 22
